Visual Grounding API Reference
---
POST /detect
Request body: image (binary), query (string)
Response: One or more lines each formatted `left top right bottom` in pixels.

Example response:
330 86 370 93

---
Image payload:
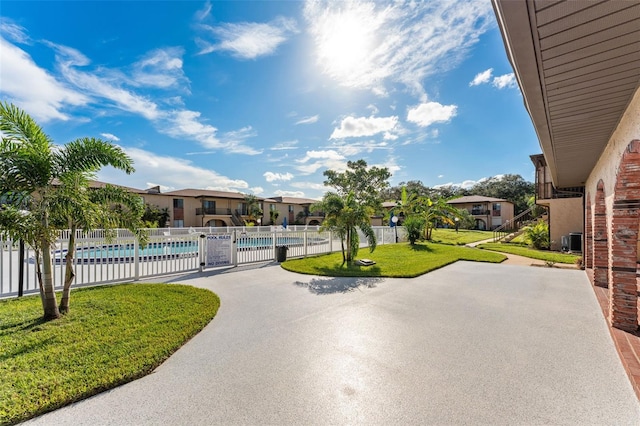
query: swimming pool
50 241 199 264
47 235 329 264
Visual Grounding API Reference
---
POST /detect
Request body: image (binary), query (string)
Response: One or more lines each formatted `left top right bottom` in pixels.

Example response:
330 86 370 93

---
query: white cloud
220 126 262 155
1 18 30 44
434 174 505 190
196 16 298 59
290 181 326 192
330 115 398 139
469 69 517 89
97 148 250 191
2 32 259 156
131 47 188 89
194 1 213 22
264 172 294 182
250 186 264 195
100 133 120 141
295 115 319 125
330 140 389 157
438 174 444 178
304 0 493 95
270 140 298 151
46 41 162 120
492 73 517 89
164 111 261 155
469 68 493 86
273 190 305 198
295 149 347 175
407 102 457 127
0 37 88 122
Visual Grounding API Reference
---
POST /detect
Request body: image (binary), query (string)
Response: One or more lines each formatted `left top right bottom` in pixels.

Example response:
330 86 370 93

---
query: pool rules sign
204 234 233 268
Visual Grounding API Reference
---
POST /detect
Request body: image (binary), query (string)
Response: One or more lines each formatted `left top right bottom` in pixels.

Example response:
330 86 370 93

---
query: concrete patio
26 261 640 425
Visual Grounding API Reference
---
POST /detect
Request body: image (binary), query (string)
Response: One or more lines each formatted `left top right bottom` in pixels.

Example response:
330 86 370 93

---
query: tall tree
312 192 376 264
0 102 136 320
323 159 391 211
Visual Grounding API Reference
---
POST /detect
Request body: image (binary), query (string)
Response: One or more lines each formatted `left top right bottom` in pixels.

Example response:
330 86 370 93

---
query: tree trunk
34 250 45 305
340 238 346 265
59 226 76 314
345 229 352 262
40 236 60 320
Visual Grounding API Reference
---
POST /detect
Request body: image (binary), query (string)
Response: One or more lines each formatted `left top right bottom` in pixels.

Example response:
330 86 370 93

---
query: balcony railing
535 183 584 200
470 210 490 216
196 207 232 215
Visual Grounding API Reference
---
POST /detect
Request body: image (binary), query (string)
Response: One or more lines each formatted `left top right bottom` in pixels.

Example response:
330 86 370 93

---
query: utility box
569 232 582 253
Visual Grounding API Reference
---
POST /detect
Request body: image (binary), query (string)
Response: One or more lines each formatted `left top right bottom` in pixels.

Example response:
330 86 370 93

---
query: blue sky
1 0 540 199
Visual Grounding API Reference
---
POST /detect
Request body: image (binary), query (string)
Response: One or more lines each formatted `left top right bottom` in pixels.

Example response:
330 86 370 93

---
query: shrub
403 215 425 245
523 220 550 250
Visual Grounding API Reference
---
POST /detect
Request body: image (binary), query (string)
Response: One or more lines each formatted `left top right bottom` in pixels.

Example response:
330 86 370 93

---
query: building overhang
492 0 640 188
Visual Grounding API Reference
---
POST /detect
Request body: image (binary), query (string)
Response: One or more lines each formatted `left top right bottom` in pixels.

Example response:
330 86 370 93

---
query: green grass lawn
478 242 581 264
428 228 494 245
281 242 506 278
0 284 219 425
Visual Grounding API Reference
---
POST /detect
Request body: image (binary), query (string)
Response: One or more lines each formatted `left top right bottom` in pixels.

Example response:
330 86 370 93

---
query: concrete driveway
27 261 640 425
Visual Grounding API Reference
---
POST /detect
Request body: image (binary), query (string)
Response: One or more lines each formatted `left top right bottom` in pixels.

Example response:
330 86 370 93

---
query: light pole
454 217 459 233
257 218 261 229
392 215 399 243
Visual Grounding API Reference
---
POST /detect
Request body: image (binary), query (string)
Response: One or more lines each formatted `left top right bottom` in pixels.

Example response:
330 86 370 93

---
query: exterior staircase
492 206 548 242
231 210 244 226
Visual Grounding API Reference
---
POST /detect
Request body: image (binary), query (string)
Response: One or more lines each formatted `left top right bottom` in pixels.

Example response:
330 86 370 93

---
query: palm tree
51 174 147 313
0 102 136 320
415 196 458 240
243 194 263 225
313 191 376 264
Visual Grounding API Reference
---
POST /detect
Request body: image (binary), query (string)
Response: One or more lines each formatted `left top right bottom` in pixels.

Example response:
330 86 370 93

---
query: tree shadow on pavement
293 276 384 295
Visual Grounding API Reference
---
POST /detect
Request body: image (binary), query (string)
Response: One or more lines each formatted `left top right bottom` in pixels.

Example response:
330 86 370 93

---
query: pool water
48 235 329 264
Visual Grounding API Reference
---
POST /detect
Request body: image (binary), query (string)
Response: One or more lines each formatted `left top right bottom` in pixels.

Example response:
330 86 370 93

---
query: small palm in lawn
51 174 147 313
0 102 138 320
415 196 459 240
313 191 376 265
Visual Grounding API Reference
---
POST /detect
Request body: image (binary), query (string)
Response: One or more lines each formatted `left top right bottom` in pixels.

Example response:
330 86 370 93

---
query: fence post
18 240 24 297
304 230 308 258
232 230 238 266
329 231 333 253
199 234 206 272
134 239 140 281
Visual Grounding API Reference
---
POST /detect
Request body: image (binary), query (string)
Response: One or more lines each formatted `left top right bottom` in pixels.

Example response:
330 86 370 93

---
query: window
288 205 294 213
173 220 184 228
270 204 276 211
173 198 184 209
203 200 215 214
493 203 501 212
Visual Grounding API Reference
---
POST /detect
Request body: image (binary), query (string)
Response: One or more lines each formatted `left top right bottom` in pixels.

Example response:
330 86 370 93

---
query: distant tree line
381 174 535 215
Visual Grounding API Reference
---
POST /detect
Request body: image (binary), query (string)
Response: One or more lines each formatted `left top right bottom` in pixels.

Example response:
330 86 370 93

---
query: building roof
161 189 260 200
51 179 146 194
447 195 508 204
492 0 640 187
268 196 319 205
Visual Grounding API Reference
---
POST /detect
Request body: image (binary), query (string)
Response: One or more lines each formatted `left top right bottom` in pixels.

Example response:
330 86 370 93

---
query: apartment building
446 195 515 230
493 0 640 335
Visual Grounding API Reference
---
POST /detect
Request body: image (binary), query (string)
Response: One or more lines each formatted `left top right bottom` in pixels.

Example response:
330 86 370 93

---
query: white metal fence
1 226 403 298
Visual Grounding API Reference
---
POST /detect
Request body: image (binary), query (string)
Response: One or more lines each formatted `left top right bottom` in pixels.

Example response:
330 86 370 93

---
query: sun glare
316 10 375 81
